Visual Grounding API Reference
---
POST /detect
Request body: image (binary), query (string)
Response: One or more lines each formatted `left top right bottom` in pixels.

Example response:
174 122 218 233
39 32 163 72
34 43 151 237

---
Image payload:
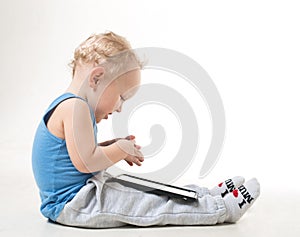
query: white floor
1 143 299 237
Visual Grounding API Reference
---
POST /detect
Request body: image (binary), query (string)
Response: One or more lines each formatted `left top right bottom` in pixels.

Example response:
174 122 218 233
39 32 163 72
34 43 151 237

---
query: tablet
108 174 198 202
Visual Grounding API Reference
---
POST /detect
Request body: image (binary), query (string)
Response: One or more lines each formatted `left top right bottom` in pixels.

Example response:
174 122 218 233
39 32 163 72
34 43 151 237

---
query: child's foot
223 178 260 223
210 176 245 197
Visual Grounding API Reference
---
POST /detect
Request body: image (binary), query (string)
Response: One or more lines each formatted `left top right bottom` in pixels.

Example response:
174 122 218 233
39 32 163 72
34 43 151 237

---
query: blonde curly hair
69 31 142 78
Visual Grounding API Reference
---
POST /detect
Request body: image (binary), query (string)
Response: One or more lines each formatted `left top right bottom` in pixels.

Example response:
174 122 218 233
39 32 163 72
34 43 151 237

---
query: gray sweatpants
56 171 227 228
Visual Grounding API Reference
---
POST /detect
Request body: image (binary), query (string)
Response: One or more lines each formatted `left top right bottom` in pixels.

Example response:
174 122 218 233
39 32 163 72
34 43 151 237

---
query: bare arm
62 99 143 173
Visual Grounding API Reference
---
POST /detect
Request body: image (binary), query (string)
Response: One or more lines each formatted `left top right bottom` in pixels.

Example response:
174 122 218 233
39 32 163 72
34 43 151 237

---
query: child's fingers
135 154 144 165
126 154 144 166
125 135 135 140
134 157 142 166
134 144 141 149
125 160 134 166
117 139 143 160
134 149 144 160
138 155 144 162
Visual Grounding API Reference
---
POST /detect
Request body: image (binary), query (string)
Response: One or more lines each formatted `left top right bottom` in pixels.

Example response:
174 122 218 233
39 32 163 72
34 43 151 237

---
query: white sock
210 176 245 197
223 178 260 223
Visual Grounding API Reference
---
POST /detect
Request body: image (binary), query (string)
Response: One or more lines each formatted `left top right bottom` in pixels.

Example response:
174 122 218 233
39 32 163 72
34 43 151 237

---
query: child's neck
65 71 89 99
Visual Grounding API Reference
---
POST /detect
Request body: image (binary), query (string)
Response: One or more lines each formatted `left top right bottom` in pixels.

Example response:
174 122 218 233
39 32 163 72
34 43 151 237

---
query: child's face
95 69 141 123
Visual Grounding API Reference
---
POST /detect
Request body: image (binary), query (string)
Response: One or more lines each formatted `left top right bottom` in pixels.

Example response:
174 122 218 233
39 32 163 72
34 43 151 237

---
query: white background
1 0 300 192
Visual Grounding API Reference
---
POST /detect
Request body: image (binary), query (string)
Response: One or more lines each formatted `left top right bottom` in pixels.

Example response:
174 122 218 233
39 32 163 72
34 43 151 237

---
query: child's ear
88 66 105 89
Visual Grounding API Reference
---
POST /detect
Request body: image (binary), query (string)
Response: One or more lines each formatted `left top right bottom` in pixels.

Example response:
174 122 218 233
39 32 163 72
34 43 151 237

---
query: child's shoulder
56 97 91 120
47 97 90 139
60 96 87 110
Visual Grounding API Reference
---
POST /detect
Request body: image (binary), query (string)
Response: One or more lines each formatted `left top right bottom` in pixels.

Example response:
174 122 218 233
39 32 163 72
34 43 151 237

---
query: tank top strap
44 93 96 126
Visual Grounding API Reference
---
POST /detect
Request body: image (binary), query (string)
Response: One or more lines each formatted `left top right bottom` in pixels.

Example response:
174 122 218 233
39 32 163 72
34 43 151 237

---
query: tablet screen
109 174 198 202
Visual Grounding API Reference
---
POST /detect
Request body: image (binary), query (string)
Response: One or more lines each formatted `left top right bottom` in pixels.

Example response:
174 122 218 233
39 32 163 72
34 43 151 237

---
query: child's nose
115 101 123 112
116 104 122 112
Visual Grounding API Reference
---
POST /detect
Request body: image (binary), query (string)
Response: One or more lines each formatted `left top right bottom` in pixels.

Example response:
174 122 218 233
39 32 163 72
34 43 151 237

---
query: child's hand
115 138 144 166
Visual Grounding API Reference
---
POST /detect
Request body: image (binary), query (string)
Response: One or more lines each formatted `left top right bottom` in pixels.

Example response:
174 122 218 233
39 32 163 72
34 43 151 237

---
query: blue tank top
32 93 97 221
